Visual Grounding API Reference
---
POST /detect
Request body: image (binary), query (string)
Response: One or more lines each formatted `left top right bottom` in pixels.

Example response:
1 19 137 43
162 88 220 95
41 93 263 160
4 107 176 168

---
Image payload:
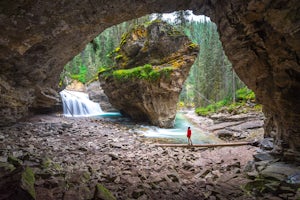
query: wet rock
286 173 300 184
229 120 263 131
208 122 242 132
259 138 274 151
253 153 276 162
215 130 234 139
260 162 300 182
108 153 119 160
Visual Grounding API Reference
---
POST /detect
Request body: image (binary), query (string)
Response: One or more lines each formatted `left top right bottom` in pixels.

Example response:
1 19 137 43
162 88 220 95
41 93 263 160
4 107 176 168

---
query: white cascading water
60 89 103 117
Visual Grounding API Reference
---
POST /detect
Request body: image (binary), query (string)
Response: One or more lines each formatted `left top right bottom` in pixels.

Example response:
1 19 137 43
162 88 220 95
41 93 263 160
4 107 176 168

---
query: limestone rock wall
207 0 300 162
0 0 299 160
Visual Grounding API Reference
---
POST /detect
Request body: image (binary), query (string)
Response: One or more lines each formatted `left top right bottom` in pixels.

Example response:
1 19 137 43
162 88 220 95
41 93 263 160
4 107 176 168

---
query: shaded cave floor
0 114 298 200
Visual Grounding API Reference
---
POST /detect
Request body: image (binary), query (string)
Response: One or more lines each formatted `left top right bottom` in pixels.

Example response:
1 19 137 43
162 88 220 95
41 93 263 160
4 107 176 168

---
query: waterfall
60 89 103 117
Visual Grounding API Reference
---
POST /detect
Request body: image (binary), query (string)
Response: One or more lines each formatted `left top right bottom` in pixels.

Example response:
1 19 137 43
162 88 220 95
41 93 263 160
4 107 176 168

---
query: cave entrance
1 1 299 199
60 11 260 134
0 0 298 161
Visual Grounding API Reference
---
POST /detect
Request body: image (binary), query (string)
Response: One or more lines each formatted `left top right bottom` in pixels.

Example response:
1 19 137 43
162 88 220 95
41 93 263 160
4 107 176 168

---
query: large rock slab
99 21 199 127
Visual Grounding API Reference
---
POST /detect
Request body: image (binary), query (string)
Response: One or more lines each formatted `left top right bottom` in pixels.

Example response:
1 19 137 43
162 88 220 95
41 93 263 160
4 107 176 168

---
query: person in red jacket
187 127 193 145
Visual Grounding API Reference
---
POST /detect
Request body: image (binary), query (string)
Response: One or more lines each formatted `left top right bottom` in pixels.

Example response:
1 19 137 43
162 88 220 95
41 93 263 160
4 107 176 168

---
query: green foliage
188 42 198 50
226 102 244 113
195 87 257 116
195 105 215 116
177 101 185 109
70 65 88 83
98 66 109 73
120 33 129 46
115 54 123 60
254 104 262 112
98 66 114 80
148 69 160 80
99 63 175 82
60 15 151 86
236 87 255 101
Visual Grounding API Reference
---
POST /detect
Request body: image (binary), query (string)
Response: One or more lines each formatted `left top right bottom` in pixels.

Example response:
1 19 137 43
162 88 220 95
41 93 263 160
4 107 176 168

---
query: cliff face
209 1 300 162
0 0 299 161
99 21 199 127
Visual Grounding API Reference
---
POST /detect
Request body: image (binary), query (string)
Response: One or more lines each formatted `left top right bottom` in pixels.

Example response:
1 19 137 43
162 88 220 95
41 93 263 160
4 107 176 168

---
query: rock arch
0 0 299 161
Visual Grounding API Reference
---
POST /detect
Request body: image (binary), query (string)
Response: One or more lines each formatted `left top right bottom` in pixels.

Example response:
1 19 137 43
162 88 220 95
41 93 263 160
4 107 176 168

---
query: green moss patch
21 167 36 199
100 64 174 82
94 183 116 200
195 87 258 116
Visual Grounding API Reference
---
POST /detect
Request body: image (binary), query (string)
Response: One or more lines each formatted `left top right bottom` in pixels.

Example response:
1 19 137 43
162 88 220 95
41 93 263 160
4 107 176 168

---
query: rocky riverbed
0 113 299 200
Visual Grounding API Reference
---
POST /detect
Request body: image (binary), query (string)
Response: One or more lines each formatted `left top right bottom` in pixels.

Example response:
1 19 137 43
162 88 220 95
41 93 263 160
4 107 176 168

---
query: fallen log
155 141 254 148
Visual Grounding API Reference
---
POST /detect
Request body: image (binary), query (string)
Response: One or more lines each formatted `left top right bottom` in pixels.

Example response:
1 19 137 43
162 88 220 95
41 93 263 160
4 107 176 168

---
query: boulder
99 21 199 127
0 166 36 200
86 81 117 112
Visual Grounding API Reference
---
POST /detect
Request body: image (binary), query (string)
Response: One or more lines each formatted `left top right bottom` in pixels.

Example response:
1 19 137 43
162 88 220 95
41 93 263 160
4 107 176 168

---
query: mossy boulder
99 21 199 127
94 183 116 200
0 166 36 200
21 167 36 199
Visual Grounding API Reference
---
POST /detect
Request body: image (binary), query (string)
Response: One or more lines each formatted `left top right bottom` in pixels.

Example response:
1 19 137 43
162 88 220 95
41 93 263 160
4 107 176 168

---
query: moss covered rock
99 21 199 127
94 183 116 200
21 167 36 199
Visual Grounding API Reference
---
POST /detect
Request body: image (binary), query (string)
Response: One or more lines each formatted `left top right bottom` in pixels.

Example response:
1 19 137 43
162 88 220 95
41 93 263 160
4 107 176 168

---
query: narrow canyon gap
0 0 299 162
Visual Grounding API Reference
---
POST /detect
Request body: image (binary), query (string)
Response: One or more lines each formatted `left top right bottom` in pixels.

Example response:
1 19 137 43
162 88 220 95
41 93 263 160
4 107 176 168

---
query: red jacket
187 129 192 138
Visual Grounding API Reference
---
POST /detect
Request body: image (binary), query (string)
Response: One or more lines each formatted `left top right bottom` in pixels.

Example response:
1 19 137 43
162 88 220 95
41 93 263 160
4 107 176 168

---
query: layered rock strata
99 21 199 127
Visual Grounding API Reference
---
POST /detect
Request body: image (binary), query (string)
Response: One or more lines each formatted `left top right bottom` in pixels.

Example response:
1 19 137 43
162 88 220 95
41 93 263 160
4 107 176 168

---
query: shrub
70 65 87 83
196 106 212 116
236 87 255 102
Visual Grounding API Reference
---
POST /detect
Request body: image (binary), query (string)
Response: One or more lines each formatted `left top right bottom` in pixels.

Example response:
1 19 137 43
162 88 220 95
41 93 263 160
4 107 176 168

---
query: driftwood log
155 141 254 148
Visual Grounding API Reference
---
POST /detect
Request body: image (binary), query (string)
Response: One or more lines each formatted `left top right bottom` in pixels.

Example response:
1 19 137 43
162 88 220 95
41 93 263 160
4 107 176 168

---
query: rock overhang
0 0 299 161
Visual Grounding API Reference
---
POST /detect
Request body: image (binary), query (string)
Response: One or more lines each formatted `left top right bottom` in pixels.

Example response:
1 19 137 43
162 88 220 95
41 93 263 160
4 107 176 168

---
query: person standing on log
187 127 193 146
